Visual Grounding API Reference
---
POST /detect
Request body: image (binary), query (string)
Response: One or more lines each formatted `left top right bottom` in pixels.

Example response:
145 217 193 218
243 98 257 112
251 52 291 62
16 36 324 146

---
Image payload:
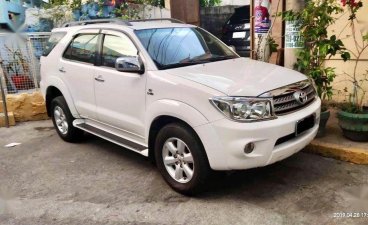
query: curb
305 141 368 165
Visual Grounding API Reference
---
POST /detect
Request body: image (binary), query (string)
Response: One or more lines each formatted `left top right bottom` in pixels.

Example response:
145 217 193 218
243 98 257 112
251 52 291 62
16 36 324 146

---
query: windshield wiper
209 55 238 62
158 56 237 70
159 61 206 70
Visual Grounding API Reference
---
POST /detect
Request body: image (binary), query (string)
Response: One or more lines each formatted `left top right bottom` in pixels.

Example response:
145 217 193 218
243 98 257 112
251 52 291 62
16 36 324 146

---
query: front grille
261 80 317 115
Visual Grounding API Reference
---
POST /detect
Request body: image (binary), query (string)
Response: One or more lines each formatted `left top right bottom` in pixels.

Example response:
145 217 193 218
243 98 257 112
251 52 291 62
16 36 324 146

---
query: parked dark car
221 5 251 57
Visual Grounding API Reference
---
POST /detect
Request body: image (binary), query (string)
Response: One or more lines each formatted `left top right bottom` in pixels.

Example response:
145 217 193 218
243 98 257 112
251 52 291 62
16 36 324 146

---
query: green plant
41 0 72 27
4 46 29 76
116 2 143 20
70 0 82 11
280 0 350 103
200 0 222 7
339 0 367 113
146 0 165 8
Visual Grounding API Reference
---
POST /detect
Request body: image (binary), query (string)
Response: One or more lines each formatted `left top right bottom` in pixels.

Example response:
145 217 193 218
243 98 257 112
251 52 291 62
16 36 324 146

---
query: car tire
51 96 84 142
154 123 211 195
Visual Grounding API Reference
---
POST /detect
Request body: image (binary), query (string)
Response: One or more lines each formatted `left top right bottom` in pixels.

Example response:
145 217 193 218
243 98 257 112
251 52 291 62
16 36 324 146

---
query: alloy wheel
162 138 195 183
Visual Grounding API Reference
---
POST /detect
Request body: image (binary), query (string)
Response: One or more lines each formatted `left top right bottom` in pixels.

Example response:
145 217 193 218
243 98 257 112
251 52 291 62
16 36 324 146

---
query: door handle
94 76 105 82
59 67 66 73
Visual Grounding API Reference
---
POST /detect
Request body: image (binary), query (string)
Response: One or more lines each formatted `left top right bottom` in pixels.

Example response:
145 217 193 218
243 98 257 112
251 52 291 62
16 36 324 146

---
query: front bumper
195 98 321 170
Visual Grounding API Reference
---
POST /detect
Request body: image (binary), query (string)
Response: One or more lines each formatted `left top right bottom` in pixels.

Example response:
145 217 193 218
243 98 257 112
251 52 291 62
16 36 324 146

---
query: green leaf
341 52 351 61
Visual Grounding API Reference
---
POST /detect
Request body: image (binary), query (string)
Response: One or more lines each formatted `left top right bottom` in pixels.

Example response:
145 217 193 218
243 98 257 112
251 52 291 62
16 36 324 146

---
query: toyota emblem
293 90 308 105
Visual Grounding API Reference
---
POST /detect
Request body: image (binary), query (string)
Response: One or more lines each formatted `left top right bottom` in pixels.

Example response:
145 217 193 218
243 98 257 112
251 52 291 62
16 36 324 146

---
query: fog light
244 142 255 154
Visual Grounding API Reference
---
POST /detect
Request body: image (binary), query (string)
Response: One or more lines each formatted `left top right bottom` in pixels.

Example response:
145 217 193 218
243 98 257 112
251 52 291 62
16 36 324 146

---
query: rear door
59 30 99 119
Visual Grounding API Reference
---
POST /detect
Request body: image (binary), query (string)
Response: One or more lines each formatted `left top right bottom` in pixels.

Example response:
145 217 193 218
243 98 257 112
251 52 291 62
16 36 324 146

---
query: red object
254 6 269 23
11 75 35 90
341 0 359 7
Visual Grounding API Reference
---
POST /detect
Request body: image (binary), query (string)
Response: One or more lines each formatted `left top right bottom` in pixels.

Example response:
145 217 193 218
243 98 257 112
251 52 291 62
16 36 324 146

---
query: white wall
142 6 171 19
220 0 250 6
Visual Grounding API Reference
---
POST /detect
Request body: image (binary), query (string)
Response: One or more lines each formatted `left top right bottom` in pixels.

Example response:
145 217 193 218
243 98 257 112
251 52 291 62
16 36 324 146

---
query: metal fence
0 32 50 94
0 32 50 127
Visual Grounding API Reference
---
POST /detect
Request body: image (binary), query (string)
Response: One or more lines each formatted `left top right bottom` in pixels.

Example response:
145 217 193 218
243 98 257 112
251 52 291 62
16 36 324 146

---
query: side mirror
115 55 144 74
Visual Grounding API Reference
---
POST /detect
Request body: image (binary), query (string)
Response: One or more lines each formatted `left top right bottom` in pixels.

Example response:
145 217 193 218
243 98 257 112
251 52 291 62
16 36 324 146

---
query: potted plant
4 46 34 91
337 0 368 141
281 0 350 137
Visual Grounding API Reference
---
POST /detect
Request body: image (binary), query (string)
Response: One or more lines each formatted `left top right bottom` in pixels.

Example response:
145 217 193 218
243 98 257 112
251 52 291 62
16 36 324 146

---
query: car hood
164 58 307 96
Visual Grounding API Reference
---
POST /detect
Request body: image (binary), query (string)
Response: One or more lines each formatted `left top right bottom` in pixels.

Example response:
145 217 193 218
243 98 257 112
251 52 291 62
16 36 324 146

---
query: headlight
210 97 276 122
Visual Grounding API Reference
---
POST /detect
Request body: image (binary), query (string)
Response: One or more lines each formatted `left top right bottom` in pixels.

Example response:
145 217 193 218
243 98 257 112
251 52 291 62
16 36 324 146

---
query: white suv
40 19 321 194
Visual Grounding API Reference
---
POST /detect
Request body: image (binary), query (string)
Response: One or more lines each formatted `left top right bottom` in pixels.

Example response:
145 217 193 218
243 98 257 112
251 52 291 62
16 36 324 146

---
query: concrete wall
141 5 171 19
326 4 368 105
200 5 242 38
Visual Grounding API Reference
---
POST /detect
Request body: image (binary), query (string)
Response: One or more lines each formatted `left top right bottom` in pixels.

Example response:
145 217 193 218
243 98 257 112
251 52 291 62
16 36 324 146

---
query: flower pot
337 110 368 142
316 110 330 138
11 75 35 90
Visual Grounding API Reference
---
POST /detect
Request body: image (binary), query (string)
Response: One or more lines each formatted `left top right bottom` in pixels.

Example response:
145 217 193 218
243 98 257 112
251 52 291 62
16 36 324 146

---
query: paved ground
0 120 367 225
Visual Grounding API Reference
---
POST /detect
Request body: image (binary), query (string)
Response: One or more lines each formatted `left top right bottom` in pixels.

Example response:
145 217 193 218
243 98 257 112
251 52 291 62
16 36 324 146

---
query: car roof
52 21 195 33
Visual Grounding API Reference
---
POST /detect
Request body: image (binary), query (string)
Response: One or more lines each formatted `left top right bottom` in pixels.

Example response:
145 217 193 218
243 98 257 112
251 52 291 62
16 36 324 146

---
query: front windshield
135 27 239 69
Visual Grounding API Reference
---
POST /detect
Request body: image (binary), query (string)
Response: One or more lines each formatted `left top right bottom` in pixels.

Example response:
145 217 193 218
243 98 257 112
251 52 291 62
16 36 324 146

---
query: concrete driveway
1 120 367 225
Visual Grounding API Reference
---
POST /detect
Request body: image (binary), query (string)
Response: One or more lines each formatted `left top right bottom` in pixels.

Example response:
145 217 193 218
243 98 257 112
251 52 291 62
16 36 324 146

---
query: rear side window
42 32 66 56
63 34 99 64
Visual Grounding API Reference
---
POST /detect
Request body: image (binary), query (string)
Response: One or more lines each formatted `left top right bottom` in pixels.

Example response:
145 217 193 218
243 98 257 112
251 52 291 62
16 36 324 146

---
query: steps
73 119 148 156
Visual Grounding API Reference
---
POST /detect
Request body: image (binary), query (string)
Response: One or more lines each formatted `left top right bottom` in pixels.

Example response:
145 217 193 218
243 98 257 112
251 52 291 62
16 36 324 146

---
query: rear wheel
51 96 83 142
154 123 211 195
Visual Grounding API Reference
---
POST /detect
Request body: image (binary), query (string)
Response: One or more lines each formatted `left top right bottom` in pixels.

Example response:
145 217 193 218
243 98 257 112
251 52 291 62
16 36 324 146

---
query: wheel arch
45 85 79 118
146 100 210 162
148 115 209 164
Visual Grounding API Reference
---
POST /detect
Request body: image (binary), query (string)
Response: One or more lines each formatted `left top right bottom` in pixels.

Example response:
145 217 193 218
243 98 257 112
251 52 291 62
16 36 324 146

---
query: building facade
0 0 25 31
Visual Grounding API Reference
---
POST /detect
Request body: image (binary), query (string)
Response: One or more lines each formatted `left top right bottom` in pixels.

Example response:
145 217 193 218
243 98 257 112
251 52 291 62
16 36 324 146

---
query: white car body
40 20 321 172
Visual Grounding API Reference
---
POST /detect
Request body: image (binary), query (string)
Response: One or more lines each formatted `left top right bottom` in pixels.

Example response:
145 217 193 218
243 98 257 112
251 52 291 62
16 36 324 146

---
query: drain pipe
0 63 9 128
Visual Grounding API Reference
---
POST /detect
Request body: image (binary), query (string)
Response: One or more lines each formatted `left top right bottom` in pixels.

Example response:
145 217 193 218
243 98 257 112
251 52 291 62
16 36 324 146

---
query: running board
73 119 148 157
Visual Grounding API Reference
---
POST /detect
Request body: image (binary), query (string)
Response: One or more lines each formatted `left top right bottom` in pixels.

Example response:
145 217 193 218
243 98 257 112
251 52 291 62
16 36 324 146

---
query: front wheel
154 123 211 195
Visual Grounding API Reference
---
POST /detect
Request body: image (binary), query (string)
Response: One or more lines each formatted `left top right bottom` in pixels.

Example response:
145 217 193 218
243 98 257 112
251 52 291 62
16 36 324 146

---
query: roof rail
129 18 185 24
62 19 132 27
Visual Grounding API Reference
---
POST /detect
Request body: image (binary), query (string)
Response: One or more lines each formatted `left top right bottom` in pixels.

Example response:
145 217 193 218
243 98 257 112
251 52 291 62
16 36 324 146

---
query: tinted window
135 27 238 70
63 34 98 64
101 34 137 68
43 32 66 56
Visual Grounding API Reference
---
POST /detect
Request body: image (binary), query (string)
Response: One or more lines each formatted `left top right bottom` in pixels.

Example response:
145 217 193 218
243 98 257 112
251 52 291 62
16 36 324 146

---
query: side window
102 34 138 68
63 34 99 64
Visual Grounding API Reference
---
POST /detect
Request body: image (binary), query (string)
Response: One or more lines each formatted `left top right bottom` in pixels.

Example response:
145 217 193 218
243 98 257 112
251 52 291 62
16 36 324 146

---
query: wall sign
254 0 271 34
285 20 304 48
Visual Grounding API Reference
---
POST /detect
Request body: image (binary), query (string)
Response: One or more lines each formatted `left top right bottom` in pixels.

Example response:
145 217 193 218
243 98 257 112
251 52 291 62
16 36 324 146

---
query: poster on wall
285 20 304 48
254 0 271 34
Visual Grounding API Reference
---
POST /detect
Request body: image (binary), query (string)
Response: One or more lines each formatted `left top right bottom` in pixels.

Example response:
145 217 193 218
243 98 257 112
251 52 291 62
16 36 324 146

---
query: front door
94 30 147 140
59 30 99 118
